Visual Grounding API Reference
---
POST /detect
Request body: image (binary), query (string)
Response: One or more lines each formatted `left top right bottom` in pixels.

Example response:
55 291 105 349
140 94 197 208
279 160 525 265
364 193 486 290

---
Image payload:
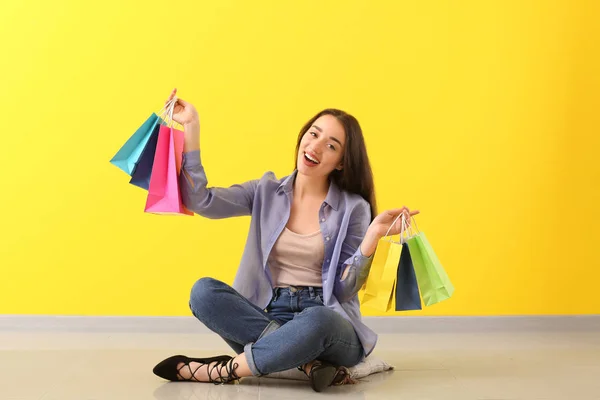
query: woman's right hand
166 88 201 152
165 88 199 127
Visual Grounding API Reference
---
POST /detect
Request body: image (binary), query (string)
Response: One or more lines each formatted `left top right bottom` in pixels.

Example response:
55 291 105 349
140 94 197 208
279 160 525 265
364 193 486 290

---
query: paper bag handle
382 213 403 244
157 97 176 120
382 210 422 244
401 214 421 243
160 96 180 128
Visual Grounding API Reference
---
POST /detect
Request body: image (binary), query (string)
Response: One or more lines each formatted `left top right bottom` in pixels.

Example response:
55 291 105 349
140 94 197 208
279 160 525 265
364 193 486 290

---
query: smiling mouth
304 152 320 164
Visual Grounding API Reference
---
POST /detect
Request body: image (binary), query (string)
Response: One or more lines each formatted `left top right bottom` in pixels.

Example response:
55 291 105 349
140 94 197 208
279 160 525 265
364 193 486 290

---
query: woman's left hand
369 207 420 238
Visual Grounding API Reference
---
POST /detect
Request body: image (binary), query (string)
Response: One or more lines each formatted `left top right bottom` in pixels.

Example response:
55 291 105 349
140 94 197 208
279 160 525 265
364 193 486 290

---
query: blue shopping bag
110 113 162 175
129 122 161 190
110 97 177 176
395 242 422 311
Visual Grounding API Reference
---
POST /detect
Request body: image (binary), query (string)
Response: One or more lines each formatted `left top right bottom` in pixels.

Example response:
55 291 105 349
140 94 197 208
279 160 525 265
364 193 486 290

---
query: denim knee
189 277 223 318
297 306 337 339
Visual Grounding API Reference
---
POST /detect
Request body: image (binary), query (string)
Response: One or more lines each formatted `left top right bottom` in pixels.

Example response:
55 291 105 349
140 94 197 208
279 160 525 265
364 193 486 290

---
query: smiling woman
293 109 377 223
151 90 418 391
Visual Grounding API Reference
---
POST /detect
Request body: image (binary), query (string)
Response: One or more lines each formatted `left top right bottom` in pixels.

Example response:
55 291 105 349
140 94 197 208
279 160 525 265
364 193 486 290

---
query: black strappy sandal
300 360 338 392
152 354 240 384
207 357 242 385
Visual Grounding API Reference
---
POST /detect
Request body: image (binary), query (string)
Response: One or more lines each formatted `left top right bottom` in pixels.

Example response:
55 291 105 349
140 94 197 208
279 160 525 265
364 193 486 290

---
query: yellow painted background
0 1 598 316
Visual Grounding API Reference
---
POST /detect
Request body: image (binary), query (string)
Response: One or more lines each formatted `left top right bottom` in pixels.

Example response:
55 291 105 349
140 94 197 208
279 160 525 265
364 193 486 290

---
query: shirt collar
277 170 341 211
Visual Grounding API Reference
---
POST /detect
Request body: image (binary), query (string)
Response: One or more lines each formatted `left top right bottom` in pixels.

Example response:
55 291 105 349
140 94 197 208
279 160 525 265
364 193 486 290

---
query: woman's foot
301 360 338 392
153 355 240 384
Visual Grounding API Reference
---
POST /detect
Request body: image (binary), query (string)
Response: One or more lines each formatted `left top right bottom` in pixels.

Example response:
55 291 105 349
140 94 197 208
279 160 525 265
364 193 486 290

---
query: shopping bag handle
158 97 176 120
400 214 421 244
382 213 403 244
167 95 176 127
382 211 423 244
159 96 179 128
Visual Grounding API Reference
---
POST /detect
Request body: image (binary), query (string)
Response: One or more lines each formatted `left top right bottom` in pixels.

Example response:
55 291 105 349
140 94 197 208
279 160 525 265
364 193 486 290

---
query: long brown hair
294 109 377 221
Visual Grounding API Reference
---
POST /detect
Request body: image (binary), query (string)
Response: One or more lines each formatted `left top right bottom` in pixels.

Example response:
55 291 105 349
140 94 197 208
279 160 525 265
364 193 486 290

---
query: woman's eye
328 144 336 151
310 132 317 137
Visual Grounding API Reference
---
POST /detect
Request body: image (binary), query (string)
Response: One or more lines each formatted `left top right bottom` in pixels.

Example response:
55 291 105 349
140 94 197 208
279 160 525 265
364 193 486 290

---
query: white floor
1 330 599 399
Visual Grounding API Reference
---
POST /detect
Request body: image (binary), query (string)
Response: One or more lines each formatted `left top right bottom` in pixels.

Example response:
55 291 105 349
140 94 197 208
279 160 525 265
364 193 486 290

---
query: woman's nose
312 140 326 154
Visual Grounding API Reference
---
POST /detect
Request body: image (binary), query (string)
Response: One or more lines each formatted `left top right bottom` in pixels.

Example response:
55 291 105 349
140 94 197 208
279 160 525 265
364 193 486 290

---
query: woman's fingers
378 206 420 236
385 207 408 216
381 207 420 222
165 88 177 105
176 97 189 107
386 207 419 217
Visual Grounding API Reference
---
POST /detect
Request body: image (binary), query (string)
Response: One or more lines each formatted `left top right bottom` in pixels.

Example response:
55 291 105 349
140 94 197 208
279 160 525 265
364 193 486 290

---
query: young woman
152 89 419 392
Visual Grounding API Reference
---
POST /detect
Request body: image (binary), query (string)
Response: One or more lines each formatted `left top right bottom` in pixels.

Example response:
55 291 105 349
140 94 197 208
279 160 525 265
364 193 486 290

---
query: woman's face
297 114 346 177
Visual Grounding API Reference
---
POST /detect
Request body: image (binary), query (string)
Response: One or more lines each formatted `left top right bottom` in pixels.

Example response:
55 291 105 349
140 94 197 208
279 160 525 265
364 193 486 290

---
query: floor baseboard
1 315 598 333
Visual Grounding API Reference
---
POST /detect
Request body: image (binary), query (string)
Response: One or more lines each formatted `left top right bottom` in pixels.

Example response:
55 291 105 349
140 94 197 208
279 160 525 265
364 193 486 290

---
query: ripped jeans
188 277 364 376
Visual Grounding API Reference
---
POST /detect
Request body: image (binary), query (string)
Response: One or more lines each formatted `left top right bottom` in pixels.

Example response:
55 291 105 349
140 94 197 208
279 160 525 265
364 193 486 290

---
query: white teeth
305 152 319 164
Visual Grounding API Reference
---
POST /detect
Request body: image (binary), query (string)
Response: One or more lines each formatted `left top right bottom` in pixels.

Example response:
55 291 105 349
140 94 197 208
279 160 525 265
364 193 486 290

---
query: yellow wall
1 1 598 316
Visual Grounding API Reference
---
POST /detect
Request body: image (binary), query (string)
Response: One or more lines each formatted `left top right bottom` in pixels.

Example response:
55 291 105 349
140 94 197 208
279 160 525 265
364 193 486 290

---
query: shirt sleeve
333 199 375 303
179 150 259 219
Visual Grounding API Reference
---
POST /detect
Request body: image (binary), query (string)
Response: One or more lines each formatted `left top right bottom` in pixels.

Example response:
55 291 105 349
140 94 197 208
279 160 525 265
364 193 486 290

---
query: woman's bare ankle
303 360 316 375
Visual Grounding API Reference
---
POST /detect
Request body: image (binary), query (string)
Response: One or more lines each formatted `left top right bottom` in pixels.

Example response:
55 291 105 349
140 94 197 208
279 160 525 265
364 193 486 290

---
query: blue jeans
188 277 364 376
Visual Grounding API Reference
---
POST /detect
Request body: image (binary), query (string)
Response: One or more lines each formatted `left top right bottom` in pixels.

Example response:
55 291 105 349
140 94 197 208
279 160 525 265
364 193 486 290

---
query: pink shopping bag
144 124 193 216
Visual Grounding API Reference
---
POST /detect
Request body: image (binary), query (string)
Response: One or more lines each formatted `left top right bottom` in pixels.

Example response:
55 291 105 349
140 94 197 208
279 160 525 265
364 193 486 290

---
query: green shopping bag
404 217 454 306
